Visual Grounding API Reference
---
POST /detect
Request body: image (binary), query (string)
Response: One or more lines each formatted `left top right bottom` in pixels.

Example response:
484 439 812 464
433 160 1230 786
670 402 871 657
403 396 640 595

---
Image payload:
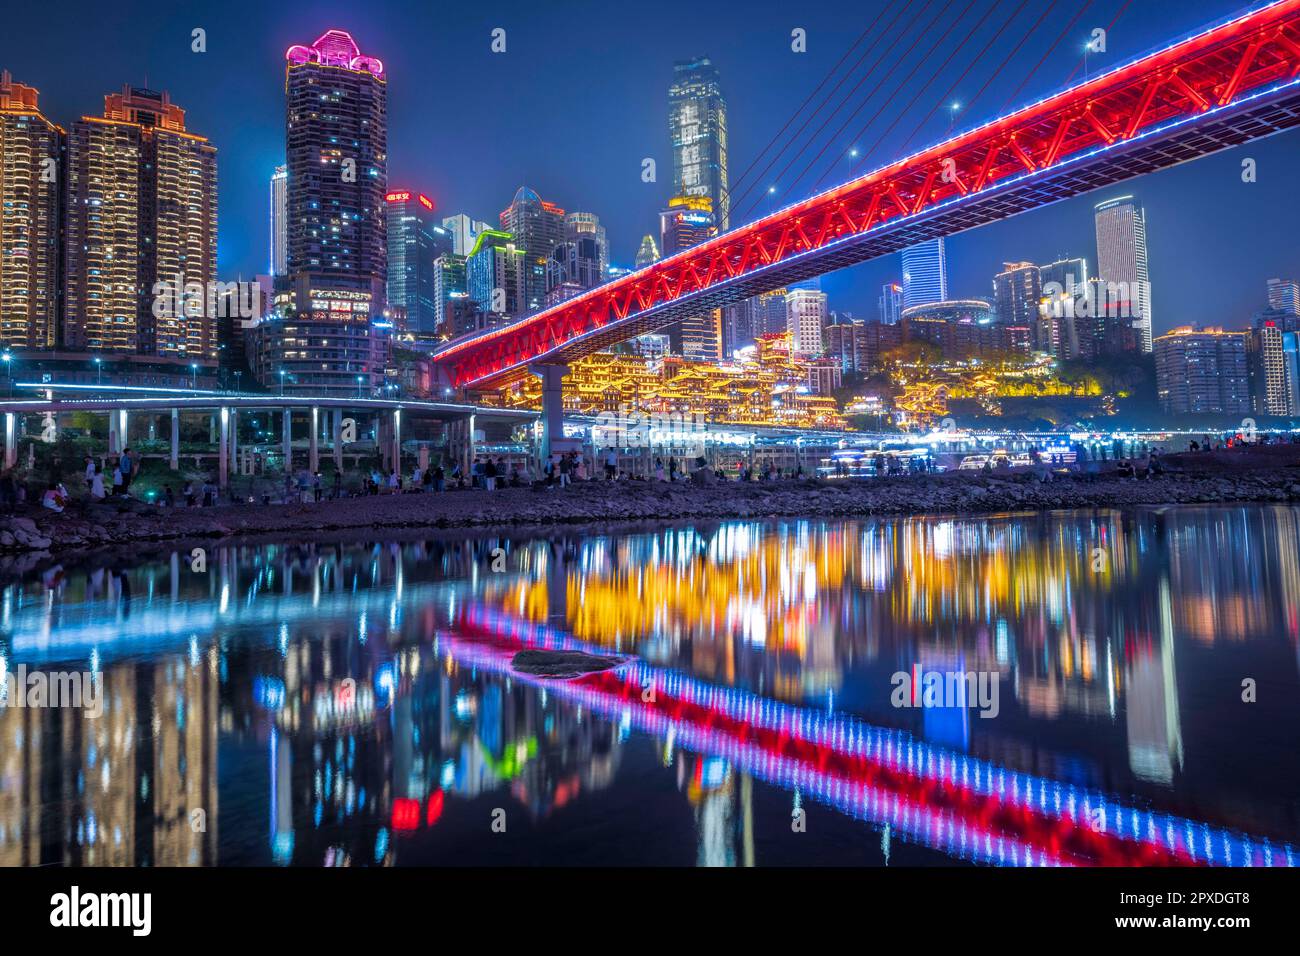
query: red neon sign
385 191 410 203
418 194 434 211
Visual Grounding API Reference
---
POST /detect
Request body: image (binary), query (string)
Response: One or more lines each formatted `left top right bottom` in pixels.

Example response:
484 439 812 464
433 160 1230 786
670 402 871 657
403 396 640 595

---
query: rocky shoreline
4 461 1300 561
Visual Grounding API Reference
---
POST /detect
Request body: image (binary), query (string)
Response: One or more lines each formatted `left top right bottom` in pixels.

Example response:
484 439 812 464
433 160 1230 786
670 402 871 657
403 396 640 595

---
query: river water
1 505 1297 866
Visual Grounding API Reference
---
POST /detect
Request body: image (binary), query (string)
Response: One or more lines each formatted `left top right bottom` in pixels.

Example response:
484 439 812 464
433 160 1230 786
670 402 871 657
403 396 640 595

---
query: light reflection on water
1 505 1298 866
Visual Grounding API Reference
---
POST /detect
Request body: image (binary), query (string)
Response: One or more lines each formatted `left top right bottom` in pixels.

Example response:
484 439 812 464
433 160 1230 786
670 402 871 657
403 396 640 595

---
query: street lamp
2 352 11 396
948 101 961 132
190 362 198 388
280 369 287 396
93 356 102 385
356 375 364 400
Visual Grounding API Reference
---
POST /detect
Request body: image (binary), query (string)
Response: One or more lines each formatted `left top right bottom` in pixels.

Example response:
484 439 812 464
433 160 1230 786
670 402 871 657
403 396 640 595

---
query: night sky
3 0 1297 332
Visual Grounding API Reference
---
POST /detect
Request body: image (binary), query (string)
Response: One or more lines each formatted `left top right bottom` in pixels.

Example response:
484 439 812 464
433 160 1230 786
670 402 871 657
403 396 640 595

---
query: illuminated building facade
900 238 947 310
270 28 389 393
1154 326 1250 415
432 253 467 337
1094 196 1152 352
466 228 527 319
669 57 729 229
442 213 489 257
1249 321 1297 416
1266 277 1300 315
633 235 658 270
492 332 846 430
785 288 826 357
499 186 564 315
0 71 62 350
879 282 902 325
659 196 721 363
284 29 387 302
64 86 218 359
564 211 607 277
385 190 446 336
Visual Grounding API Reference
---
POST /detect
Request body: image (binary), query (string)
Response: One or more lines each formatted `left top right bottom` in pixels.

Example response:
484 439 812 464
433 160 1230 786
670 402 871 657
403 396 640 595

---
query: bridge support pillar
309 407 319 474
3 413 15 470
169 409 179 470
332 408 343 472
108 408 120 455
529 363 569 465
391 408 402 478
218 407 230 490
282 409 292 474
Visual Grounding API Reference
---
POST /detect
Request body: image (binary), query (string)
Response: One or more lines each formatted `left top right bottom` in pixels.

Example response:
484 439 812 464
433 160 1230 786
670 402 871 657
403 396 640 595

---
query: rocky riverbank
4 459 1300 560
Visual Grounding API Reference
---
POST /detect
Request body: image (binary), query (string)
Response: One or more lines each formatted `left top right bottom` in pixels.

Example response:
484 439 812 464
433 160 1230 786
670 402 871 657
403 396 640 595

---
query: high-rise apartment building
499 186 564 315
257 28 390 395
284 28 387 302
669 57 729 230
64 86 218 358
1249 321 1297 416
1095 196 1152 352
1154 326 1250 415
269 164 288 276
0 71 63 350
900 239 947 309
786 288 827 357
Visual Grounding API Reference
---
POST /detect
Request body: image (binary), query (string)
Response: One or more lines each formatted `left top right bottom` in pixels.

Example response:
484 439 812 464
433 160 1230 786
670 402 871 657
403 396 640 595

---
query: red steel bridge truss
435 0 1300 389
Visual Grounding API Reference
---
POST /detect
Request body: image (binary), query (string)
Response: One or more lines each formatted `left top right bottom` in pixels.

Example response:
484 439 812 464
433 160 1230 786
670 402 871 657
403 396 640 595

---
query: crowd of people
6 429 1299 518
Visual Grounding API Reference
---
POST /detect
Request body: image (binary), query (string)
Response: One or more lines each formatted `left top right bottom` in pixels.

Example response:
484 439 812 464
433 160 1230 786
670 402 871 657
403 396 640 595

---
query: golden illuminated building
64 86 218 357
491 331 847 430
0 71 62 349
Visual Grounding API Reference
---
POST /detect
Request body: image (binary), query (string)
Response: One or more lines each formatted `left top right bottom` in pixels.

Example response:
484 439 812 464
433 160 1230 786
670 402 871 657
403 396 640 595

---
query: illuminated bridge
433 0 1300 409
448 604 1299 868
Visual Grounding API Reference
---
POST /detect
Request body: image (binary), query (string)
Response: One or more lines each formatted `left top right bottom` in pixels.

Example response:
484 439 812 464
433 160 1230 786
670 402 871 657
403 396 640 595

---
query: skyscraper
252 28 389 396
1094 196 1152 352
442 213 490 257
500 186 565 315
659 196 721 362
635 235 660 269
0 71 62 350
900 239 947 309
1266 277 1300 315
878 282 902 325
385 190 446 336
1248 321 1295 416
64 86 218 358
269 165 288 276
564 211 608 277
284 28 388 302
466 229 527 320
669 57 729 229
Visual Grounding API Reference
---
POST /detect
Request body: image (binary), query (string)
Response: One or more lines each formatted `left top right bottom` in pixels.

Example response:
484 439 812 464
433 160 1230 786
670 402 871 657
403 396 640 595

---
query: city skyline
2 0 1298 337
